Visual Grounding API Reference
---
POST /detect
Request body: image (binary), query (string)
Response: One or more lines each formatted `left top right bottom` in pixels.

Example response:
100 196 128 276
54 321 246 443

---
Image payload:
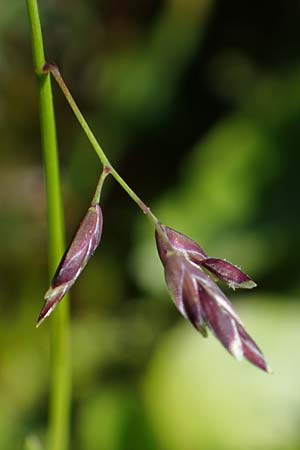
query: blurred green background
1 0 300 449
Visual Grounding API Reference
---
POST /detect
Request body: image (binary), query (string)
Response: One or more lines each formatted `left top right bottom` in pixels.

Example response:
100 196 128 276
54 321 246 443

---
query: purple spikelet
155 225 270 373
37 204 103 327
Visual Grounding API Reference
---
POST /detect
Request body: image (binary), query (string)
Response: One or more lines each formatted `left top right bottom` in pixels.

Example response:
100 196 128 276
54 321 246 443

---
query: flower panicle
155 225 271 373
37 204 103 327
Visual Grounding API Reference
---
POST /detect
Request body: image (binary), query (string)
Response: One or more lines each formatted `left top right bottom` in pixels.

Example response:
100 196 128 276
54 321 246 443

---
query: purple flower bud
37 204 103 327
156 226 207 263
199 258 257 290
155 225 270 372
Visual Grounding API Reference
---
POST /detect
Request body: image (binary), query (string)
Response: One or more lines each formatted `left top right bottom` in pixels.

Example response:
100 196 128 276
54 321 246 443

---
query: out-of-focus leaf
23 435 43 450
143 297 300 450
101 0 213 127
77 387 158 450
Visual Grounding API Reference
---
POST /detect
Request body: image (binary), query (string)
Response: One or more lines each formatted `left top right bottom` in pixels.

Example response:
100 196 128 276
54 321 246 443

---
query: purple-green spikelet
155 225 271 373
37 204 103 327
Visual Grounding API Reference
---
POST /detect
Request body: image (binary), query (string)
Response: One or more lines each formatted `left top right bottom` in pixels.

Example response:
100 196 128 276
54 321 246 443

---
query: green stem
91 165 111 205
43 63 160 228
26 2 71 450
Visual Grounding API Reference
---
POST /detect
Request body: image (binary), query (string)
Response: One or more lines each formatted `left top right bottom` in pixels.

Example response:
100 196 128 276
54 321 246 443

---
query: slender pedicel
42 63 161 230
91 165 111 205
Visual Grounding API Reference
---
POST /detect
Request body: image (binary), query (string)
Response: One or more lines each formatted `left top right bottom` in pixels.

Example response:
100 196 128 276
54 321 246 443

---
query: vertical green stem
26 1 71 450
